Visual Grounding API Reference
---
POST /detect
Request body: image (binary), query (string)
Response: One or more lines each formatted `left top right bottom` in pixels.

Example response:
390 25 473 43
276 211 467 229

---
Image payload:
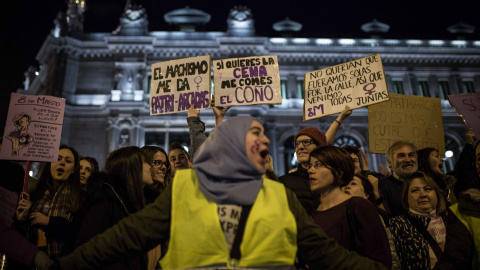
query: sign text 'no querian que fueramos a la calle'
303 53 389 121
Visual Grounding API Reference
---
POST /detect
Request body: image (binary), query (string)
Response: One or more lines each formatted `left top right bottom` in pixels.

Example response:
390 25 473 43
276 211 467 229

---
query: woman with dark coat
72 146 152 270
14 145 82 262
388 171 472 269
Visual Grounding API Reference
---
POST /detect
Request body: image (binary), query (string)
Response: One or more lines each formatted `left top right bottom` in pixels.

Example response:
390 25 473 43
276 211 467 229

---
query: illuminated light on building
270 38 287 44
429 40 445 46
452 40 467 47
293 38 309 44
406 40 423 45
339 39 355 45
383 39 400 45
315 38 332 45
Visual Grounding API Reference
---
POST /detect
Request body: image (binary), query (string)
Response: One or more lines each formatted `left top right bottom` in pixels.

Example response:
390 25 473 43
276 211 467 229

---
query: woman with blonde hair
388 171 472 269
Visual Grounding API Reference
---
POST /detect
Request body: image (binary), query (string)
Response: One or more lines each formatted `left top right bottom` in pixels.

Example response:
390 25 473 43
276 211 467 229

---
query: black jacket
70 173 147 270
278 165 320 214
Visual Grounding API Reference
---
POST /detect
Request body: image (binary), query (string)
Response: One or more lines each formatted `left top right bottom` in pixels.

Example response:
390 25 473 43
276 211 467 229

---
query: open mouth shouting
260 149 270 164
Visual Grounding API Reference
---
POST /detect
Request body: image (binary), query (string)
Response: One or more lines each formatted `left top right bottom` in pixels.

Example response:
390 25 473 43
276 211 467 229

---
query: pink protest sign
0 93 65 162
448 92 480 137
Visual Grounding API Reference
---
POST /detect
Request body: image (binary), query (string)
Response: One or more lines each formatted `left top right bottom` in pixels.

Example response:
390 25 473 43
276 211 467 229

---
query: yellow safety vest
160 169 297 269
450 203 480 268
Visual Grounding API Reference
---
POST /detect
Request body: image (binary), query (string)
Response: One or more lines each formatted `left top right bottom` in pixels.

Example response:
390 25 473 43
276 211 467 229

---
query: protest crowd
0 99 478 270
0 54 479 270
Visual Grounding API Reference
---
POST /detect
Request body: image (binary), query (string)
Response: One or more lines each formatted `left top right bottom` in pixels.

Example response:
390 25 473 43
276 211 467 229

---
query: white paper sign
303 53 389 121
213 56 282 106
0 93 65 162
150 55 211 115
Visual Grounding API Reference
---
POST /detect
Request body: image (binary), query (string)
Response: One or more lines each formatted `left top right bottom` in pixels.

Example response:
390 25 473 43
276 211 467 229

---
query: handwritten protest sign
368 94 445 154
303 53 389 121
0 186 18 227
448 92 480 137
213 56 282 106
150 55 211 115
0 93 65 162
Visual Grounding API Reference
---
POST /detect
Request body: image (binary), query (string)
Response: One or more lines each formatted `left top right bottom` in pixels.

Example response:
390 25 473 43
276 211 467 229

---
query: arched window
332 135 361 148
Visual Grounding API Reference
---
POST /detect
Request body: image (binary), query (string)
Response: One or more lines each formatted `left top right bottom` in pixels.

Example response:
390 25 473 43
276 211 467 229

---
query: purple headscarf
194 116 263 205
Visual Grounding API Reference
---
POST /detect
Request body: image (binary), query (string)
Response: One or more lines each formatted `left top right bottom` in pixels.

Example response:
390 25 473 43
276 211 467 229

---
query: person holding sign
0 220 54 269
14 145 82 262
187 95 232 158
48 117 386 270
278 106 352 214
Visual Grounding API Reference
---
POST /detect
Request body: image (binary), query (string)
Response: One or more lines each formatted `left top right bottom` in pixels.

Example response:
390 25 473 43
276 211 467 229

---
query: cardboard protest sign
368 94 445 154
448 92 480 137
0 93 65 162
150 55 211 115
303 53 389 121
0 186 18 227
213 56 282 106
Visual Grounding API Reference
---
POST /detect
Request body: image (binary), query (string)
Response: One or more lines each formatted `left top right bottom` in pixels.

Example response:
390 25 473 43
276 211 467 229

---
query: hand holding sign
211 95 232 126
16 192 31 221
339 106 352 121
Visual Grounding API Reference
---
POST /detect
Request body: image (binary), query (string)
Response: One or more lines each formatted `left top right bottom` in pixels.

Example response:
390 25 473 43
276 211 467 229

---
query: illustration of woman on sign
5 112 34 156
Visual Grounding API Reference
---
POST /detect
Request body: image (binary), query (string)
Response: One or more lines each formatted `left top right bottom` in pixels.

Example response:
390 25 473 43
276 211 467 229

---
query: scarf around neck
194 116 263 205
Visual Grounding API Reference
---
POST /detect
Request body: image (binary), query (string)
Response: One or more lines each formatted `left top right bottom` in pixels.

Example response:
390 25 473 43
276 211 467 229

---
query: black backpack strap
346 198 357 250
230 205 252 260
404 214 443 259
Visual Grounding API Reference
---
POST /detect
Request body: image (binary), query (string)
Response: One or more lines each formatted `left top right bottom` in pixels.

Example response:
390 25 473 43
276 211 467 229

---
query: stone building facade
21 2 479 176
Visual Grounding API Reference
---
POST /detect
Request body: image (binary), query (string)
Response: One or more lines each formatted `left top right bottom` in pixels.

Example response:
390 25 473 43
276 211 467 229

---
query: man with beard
379 141 418 217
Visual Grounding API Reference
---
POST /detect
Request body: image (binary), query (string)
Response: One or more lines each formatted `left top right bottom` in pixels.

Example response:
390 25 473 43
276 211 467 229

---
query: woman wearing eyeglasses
308 146 392 268
141 146 171 203
71 146 152 270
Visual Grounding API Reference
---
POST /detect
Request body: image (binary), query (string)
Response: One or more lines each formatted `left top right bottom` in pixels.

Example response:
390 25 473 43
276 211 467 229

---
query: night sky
2 0 480 94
